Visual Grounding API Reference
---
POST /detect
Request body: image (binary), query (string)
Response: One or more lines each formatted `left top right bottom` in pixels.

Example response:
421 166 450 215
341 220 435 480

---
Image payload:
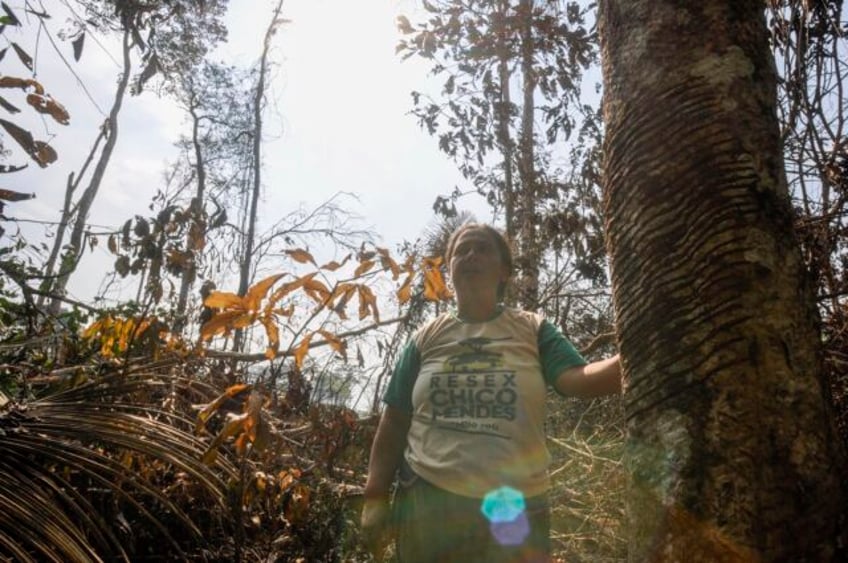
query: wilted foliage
1 1 846 561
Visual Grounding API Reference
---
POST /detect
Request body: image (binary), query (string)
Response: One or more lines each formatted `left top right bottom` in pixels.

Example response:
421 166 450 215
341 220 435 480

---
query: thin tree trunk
48 28 132 314
174 99 207 333
516 0 538 309
496 0 516 246
599 0 847 559
38 124 108 308
233 0 285 352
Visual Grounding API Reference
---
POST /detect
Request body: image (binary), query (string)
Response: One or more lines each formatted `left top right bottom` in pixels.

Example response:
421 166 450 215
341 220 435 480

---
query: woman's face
449 228 508 296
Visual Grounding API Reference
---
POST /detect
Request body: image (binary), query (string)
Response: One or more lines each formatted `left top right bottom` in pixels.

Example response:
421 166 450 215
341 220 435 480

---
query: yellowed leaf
0 76 43 94
26 93 69 125
330 284 356 320
293 333 314 370
195 383 251 433
267 273 316 308
285 483 311 524
202 412 249 464
200 310 245 341
272 305 295 317
244 273 285 311
260 315 279 358
357 285 379 322
81 317 109 340
318 329 346 360
285 248 315 264
302 277 332 306
422 257 451 302
231 313 256 330
354 259 375 277
397 274 413 304
319 254 351 271
204 291 244 310
377 247 401 279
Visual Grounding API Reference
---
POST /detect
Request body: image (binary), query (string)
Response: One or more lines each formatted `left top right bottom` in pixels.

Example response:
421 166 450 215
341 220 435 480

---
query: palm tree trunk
599 0 847 559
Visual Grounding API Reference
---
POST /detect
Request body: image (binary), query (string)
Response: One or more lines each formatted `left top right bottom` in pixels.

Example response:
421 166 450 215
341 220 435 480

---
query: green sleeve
538 320 587 387
382 340 421 412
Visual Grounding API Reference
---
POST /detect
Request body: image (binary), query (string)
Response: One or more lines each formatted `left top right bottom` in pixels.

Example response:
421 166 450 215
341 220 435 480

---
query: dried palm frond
0 372 235 562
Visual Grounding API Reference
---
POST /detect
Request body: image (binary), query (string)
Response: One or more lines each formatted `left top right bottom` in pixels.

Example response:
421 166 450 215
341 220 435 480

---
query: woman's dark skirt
391 469 551 563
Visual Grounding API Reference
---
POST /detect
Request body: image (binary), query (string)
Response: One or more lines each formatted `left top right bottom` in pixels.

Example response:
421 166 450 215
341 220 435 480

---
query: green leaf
0 3 19 26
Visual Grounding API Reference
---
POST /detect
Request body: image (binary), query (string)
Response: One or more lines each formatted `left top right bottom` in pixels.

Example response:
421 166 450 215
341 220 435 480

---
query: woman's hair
445 223 513 300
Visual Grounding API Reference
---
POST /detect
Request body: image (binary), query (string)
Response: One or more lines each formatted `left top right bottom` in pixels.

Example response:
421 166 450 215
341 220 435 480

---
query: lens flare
490 511 531 546
480 485 526 522
481 486 530 546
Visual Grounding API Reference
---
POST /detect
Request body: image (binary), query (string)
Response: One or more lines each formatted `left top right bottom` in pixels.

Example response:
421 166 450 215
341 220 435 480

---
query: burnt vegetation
1 1 846 561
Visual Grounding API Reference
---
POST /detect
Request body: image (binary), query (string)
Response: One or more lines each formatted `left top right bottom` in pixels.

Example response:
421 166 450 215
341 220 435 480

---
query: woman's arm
554 353 623 399
361 405 412 558
364 405 412 499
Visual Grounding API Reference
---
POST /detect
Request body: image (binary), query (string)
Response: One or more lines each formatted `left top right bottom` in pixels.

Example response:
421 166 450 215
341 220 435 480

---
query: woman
361 223 622 562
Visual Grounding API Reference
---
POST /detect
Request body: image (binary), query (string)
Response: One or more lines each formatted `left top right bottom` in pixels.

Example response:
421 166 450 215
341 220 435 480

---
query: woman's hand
361 496 392 560
362 406 410 559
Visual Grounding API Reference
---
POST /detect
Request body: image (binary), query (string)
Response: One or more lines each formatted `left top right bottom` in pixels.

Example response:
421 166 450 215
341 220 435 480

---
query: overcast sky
6 0 491 304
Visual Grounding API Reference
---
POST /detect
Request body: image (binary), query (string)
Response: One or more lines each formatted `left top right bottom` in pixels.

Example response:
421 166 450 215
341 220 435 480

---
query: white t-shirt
384 307 586 498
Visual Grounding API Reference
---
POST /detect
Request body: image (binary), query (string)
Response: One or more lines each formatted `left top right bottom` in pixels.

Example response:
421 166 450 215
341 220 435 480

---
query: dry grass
547 394 627 562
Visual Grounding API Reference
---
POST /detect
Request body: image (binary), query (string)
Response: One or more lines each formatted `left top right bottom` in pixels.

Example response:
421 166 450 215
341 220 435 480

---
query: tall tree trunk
599 1 847 560
516 0 538 309
37 128 107 308
233 0 285 352
495 0 516 248
174 100 207 333
48 28 132 314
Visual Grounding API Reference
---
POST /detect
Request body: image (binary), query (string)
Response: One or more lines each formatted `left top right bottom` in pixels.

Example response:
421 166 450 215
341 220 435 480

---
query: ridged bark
599 1 847 560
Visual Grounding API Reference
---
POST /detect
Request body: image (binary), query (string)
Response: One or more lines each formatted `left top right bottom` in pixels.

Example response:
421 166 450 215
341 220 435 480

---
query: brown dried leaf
378 247 401 279
26 93 69 125
293 333 314 370
33 141 57 167
0 76 43 93
397 274 413 304
354 259 375 277
204 291 244 310
267 273 314 309
260 315 280 359
319 254 351 271
195 383 252 431
317 329 346 360
285 248 315 264
302 277 331 304
0 118 56 167
199 310 245 341
244 273 284 311
0 188 34 201
357 285 379 322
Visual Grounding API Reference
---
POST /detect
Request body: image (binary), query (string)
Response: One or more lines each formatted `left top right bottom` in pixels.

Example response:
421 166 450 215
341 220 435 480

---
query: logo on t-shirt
429 337 517 425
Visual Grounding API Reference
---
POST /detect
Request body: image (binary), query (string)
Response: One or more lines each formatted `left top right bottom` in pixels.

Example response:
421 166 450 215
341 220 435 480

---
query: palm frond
0 372 235 561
